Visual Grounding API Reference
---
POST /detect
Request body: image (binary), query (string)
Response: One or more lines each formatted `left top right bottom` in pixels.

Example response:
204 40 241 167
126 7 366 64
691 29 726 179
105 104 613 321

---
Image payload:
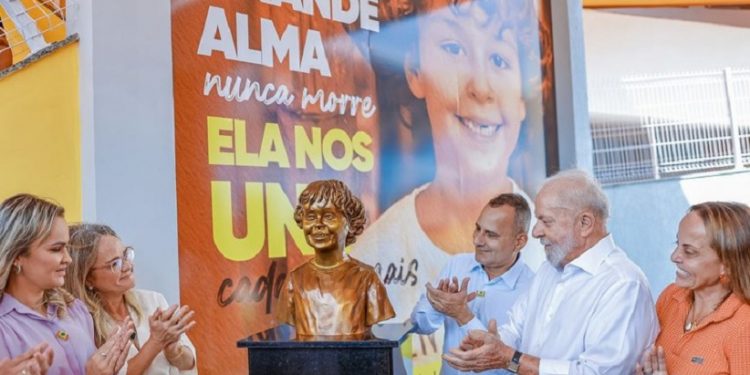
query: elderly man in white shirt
444 169 658 375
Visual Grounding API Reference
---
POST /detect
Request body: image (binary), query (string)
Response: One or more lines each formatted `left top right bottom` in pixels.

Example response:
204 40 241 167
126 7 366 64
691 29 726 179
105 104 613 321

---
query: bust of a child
275 180 395 339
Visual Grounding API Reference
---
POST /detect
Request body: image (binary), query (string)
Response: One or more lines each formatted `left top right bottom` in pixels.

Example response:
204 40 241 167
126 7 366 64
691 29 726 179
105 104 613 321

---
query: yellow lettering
266 183 313 258
211 181 265 261
234 119 262 166
352 130 374 172
322 128 353 171
294 125 323 169
207 116 235 165
259 122 290 168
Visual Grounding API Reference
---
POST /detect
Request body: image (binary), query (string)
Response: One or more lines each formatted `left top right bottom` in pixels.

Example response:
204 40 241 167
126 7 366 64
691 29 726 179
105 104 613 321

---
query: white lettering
261 19 300 71
361 0 379 32
203 73 374 118
258 0 379 32
331 0 358 25
235 12 262 63
203 73 296 106
197 6 237 59
197 7 331 76
301 88 376 118
300 30 330 77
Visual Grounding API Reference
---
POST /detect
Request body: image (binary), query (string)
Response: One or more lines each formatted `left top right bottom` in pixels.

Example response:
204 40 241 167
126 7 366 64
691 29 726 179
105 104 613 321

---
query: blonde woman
0 194 133 374
65 223 197 375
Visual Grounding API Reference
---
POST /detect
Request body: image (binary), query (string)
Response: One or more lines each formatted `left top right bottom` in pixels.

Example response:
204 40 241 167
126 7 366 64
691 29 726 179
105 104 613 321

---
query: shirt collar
470 254 527 289
670 286 746 326
0 293 31 317
704 293 743 325
566 234 616 276
0 293 56 319
670 285 691 303
0 294 16 317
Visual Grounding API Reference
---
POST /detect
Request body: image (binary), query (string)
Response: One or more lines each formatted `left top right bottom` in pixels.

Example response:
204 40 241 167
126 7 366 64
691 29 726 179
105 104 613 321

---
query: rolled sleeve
410 293 444 335
410 259 458 335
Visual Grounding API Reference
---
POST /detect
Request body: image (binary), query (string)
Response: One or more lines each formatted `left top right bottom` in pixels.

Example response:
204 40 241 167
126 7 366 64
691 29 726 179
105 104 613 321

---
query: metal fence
589 67 750 185
0 0 73 70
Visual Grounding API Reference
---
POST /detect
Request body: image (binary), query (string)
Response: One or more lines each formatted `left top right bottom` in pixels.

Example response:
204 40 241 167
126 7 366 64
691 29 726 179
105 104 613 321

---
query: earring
13 264 21 274
86 284 95 292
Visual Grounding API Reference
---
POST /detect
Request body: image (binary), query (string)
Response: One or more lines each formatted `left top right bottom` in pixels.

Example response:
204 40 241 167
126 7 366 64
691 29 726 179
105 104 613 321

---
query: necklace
683 319 697 332
311 258 345 270
684 291 732 332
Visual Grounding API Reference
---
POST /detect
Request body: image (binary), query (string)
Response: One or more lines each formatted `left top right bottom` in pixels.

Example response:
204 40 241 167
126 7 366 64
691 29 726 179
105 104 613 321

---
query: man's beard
543 235 576 270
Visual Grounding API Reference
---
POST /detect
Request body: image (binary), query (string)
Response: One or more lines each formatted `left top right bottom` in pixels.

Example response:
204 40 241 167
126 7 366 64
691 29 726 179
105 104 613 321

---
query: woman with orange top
636 201 750 375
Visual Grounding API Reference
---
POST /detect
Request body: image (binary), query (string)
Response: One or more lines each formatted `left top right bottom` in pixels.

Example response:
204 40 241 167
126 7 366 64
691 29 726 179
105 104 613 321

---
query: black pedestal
237 326 399 375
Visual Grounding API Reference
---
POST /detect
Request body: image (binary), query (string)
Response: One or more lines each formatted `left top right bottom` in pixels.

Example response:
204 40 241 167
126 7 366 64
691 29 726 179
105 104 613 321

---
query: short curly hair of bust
294 180 367 246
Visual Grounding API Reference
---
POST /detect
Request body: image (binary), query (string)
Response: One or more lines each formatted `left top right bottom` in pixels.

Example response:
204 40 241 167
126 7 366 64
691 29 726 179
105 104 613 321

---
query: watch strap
507 350 522 373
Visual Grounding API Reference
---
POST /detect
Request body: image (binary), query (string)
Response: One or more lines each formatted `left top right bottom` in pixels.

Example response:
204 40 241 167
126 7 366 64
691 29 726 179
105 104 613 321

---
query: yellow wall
0 42 81 221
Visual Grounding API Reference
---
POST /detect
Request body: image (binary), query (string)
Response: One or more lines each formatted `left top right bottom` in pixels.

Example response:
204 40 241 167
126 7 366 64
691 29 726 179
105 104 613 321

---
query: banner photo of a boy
171 0 551 372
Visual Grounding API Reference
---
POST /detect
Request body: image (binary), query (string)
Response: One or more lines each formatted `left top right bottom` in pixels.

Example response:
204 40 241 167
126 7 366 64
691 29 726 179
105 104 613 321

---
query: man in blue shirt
410 193 535 375
442 170 657 375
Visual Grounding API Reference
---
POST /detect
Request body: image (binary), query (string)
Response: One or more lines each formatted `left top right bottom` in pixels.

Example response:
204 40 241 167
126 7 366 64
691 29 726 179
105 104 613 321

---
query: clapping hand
0 342 54 375
86 318 135 375
149 305 196 347
425 277 477 324
443 319 512 372
636 346 668 375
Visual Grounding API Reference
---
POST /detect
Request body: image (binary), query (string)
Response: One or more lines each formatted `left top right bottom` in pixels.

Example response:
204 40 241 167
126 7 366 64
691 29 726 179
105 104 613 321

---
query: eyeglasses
91 247 135 273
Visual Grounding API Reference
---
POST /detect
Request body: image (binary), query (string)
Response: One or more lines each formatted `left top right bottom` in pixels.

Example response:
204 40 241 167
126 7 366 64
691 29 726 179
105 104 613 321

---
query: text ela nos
207 117 374 172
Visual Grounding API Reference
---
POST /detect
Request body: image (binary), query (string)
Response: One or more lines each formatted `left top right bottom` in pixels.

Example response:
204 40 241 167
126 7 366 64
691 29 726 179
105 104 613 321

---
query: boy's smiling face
301 199 349 253
405 3 526 173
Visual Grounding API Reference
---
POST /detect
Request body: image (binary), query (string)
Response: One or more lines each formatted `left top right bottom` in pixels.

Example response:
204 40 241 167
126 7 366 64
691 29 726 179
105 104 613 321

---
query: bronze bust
275 180 395 339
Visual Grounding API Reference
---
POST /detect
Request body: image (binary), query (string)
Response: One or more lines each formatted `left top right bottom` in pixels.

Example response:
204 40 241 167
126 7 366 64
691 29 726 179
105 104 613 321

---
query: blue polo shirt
410 253 534 375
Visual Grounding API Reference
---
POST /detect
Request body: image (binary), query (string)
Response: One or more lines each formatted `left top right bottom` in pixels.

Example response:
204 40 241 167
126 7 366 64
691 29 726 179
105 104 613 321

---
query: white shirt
500 235 658 375
411 254 534 375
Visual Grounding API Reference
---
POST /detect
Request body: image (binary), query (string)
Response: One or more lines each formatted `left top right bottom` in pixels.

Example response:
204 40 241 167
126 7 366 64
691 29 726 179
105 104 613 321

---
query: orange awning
584 0 750 7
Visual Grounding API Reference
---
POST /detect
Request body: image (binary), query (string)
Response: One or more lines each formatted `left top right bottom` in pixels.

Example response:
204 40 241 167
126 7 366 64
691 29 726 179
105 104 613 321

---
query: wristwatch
507 350 523 373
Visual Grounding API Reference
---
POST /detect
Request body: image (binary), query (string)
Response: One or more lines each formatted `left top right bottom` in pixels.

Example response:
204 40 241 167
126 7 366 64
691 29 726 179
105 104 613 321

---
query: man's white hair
543 169 609 220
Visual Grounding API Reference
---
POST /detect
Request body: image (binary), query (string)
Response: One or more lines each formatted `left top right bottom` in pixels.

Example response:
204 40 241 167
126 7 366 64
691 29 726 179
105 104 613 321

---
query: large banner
172 0 553 372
